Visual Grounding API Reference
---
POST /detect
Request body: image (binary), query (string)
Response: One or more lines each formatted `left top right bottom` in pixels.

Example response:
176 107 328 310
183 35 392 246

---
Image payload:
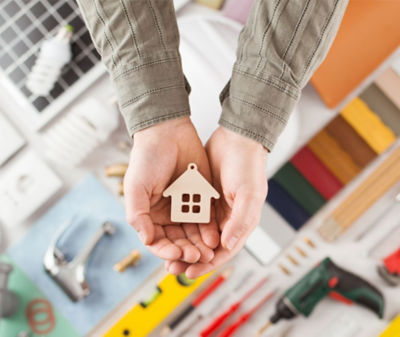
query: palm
166 126 268 278
124 118 220 264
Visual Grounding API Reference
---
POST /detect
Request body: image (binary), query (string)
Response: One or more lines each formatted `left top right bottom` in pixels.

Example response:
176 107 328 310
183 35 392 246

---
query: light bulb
26 25 73 96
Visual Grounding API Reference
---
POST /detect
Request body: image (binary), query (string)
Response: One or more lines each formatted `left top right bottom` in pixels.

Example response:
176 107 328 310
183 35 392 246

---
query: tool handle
286 258 385 319
193 275 225 307
217 313 250 337
200 302 240 337
169 305 194 330
327 259 385 318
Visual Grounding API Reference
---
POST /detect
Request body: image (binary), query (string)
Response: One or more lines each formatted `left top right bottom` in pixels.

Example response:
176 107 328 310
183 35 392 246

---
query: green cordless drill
261 257 384 333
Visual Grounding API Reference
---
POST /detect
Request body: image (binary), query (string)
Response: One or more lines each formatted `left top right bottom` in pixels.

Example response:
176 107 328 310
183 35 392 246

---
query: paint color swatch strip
273 163 326 215
341 97 396 154
267 58 399 234
267 179 310 230
291 146 343 200
308 130 361 185
375 68 400 111
310 1 400 108
360 84 400 136
325 115 377 167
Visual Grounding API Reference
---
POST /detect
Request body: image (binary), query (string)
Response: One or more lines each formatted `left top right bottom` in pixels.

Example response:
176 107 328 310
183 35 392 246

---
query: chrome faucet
43 220 115 302
0 263 18 318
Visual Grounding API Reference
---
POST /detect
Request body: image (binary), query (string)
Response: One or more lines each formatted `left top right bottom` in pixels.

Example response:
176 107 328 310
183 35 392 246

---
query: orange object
311 1 400 108
307 131 361 185
340 97 396 154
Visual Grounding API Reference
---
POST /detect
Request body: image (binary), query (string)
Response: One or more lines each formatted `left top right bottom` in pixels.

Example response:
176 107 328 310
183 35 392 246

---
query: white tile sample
0 113 25 166
0 151 62 225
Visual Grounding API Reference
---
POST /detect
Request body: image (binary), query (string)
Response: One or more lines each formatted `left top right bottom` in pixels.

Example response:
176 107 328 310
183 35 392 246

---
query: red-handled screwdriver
200 276 268 337
217 289 276 337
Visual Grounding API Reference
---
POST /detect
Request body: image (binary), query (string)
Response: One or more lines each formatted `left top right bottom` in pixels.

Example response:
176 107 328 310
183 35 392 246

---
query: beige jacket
77 0 348 150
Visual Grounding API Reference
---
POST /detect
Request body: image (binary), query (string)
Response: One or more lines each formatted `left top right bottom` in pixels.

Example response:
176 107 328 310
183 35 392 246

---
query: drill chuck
270 297 297 324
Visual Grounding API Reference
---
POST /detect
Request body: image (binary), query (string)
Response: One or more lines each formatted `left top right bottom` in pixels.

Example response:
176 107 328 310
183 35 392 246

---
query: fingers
198 208 220 249
220 190 264 251
164 225 201 263
124 180 155 245
182 223 214 263
185 236 246 279
146 225 182 260
165 260 190 275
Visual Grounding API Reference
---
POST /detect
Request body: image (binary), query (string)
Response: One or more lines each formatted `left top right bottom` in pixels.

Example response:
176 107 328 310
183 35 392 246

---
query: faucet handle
72 221 116 267
103 221 116 236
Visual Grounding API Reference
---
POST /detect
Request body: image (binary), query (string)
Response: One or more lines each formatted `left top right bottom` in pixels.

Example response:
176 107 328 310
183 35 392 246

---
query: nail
226 235 239 250
138 231 147 243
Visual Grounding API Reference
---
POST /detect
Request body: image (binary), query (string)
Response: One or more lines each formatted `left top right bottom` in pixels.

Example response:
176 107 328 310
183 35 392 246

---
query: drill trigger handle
326 258 385 318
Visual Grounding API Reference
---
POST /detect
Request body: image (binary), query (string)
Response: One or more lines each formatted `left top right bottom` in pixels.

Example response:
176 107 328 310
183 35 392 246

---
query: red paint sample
291 146 343 200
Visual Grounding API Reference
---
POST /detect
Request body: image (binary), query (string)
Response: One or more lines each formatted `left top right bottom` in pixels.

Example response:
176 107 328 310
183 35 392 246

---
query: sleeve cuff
218 66 300 151
112 56 191 137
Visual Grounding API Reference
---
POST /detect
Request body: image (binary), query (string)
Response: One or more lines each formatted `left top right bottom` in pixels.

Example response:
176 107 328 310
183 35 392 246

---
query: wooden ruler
319 145 400 241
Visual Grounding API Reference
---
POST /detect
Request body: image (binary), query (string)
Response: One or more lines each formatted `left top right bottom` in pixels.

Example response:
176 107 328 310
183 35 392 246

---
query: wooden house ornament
163 163 220 223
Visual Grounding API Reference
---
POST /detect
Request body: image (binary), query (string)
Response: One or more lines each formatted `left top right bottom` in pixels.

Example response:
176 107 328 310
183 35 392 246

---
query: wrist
133 116 192 143
217 126 268 158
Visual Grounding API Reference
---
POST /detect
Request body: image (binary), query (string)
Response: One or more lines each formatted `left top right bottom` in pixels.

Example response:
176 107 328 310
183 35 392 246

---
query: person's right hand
123 117 220 265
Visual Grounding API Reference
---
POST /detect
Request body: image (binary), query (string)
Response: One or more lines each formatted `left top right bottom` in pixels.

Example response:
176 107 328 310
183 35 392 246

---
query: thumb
221 191 264 251
124 182 155 245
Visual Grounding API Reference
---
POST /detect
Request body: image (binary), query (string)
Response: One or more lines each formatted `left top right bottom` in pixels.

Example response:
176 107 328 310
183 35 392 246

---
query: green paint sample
0 254 80 337
273 162 326 215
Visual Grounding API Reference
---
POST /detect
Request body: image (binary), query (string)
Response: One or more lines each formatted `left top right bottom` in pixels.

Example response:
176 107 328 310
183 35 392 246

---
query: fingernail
138 231 147 243
226 235 239 250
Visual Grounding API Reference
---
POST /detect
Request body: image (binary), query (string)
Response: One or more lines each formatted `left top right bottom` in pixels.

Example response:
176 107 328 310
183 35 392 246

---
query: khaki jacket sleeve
76 0 190 137
219 0 349 151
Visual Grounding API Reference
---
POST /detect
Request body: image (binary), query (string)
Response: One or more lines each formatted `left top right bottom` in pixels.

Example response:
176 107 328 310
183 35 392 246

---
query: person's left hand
165 126 268 278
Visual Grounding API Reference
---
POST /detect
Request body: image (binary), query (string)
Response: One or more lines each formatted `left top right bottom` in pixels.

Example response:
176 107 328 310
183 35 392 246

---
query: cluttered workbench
0 0 400 336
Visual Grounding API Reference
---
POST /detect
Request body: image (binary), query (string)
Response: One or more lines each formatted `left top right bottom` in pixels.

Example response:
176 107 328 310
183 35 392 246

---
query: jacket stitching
113 57 180 79
130 110 190 132
219 119 275 148
94 0 118 67
280 0 313 79
121 84 185 108
120 0 141 58
301 0 340 78
147 0 167 51
256 0 282 71
233 68 299 99
229 96 288 124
